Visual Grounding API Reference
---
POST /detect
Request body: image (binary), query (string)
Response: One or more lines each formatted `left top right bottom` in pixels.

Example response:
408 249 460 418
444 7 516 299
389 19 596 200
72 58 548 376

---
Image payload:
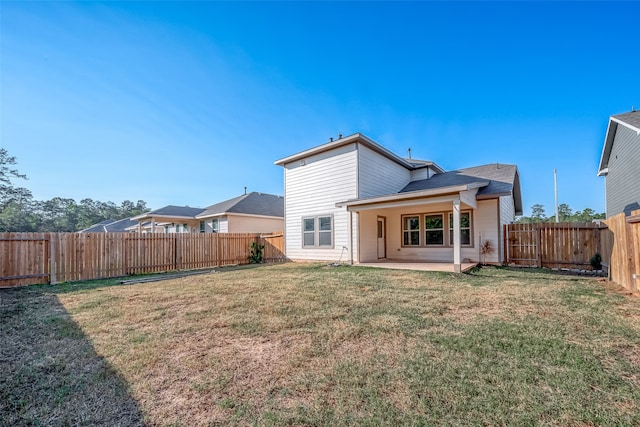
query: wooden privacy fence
503 222 607 270
603 210 640 292
0 232 286 288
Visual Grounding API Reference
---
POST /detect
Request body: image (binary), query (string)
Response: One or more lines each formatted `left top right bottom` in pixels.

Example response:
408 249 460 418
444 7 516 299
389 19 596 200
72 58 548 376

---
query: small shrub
249 242 264 264
480 240 495 265
590 253 602 270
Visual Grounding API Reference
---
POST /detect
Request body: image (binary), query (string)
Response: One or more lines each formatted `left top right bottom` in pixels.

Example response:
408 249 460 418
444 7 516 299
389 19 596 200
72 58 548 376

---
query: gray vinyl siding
606 125 640 217
284 143 358 261
358 144 411 198
410 167 434 181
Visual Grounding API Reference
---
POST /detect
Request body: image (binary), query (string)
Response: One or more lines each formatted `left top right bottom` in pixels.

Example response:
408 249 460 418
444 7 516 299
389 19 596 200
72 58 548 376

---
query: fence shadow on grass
0 287 147 426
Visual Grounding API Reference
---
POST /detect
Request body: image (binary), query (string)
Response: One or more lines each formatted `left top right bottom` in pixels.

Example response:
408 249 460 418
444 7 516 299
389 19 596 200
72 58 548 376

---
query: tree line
515 203 605 224
0 148 149 232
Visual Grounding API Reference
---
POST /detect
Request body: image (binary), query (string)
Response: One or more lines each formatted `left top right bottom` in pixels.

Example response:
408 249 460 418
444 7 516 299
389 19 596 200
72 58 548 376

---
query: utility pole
554 169 559 223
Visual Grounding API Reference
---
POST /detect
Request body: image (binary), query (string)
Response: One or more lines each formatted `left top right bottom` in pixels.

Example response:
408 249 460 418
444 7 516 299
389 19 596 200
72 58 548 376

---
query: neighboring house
195 192 284 234
130 206 206 233
274 133 522 272
597 110 640 217
79 217 138 233
129 192 284 234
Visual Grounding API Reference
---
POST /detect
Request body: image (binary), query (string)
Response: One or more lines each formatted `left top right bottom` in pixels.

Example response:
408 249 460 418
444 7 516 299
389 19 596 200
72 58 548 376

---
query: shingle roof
612 110 640 129
401 164 516 195
400 164 522 215
145 205 206 217
79 217 138 233
197 192 284 218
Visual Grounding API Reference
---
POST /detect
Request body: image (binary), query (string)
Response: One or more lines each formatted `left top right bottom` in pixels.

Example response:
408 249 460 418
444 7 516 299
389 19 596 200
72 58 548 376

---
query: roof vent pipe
329 137 333 142
244 186 247 195
407 148 411 159
338 133 342 139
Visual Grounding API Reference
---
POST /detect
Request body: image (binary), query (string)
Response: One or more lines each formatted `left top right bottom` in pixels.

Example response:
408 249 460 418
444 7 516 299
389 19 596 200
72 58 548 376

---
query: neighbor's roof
196 192 284 218
598 110 640 176
274 132 445 173
131 205 205 220
79 217 138 233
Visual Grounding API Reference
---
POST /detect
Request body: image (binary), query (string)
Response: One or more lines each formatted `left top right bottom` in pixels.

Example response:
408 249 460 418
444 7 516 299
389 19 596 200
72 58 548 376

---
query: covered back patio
338 182 501 273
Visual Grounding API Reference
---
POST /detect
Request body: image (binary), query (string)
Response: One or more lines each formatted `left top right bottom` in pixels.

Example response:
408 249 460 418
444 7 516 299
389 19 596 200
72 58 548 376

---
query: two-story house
597 110 640 217
275 133 522 272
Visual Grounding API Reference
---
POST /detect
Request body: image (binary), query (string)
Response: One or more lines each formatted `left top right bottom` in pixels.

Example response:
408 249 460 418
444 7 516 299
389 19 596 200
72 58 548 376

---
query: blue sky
2 1 639 216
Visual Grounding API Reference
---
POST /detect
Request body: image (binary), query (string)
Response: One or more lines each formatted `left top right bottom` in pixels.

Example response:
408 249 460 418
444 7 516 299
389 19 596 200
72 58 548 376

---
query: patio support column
151 217 156 233
453 198 461 273
348 210 353 265
138 220 142 233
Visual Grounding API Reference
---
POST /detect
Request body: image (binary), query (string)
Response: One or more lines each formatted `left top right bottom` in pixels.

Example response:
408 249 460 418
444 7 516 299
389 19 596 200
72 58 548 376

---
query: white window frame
302 215 334 248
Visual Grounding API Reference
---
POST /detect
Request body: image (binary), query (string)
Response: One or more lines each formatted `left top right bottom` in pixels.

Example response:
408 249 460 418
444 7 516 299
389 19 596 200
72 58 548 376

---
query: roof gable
274 132 444 173
598 110 640 175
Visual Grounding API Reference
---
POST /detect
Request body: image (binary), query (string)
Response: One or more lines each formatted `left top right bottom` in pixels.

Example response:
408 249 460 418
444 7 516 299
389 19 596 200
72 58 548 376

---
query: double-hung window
425 214 444 245
199 221 205 233
403 216 420 246
302 215 333 248
211 218 219 233
449 212 471 245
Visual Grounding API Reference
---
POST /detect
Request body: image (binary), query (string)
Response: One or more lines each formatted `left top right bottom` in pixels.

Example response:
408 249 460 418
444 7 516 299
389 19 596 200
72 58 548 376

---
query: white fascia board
195 212 282 220
336 182 488 209
274 133 415 169
599 116 640 174
598 119 617 174
346 194 461 211
134 214 198 221
611 117 640 135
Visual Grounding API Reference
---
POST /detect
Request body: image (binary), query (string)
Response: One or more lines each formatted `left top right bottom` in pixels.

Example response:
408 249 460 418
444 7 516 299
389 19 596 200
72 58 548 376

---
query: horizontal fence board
0 232 286 288
504 222 607 270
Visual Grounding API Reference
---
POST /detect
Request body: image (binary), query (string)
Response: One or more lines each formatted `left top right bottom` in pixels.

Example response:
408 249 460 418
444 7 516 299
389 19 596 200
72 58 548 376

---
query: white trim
131 213 197 221
195 212 283 220
336 182 488 209
453 198 461 272
611 117 640 135
459 189 479 209
275 133 412 168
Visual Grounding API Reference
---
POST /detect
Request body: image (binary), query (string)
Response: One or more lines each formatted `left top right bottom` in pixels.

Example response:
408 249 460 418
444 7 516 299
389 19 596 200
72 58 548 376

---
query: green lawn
1 263 639 426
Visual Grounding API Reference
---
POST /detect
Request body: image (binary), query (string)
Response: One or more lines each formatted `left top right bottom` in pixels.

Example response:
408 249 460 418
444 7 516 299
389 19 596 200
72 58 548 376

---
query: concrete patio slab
357 260 477 273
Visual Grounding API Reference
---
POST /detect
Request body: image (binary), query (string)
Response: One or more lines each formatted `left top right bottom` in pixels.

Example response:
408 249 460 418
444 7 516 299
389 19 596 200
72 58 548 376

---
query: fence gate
0 234 50 287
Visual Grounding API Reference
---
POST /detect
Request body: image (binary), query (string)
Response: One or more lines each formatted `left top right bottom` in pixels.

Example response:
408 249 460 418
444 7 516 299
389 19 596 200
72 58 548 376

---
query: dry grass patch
2 263 640 426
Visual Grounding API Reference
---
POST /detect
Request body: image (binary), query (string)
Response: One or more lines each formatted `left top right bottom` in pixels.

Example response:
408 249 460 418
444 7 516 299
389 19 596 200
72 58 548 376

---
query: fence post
536 225 542 268
503 224 508 265
49 233 58 284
